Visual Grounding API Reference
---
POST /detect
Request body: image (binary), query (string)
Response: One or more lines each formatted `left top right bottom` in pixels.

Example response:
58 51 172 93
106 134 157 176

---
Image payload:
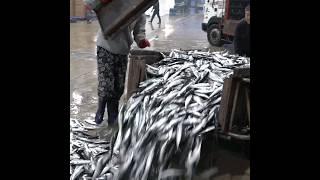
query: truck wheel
207 25 222 46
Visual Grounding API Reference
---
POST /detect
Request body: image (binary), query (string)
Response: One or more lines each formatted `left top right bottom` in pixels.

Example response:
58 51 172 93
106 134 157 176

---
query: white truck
202 0 250 46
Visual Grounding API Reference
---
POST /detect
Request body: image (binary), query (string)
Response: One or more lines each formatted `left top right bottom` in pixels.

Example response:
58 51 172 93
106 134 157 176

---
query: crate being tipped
85 0 158 37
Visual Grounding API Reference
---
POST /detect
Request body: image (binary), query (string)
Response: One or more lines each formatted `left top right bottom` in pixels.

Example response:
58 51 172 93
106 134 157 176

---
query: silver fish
193 95 205 106
159 140 169 164
70 159 91 165
194 92 210 99
185 94 193 109
141 144 156 180
176 122 183 149
70 165 84 180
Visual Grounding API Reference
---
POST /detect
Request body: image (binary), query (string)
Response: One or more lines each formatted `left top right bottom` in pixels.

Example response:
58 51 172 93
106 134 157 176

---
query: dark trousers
151 10 161 23
96 46 128 119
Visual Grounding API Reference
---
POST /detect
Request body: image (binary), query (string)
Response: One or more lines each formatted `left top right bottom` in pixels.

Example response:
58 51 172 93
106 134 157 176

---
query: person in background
95 13 150 125
233 4 250 57
149 1 161 24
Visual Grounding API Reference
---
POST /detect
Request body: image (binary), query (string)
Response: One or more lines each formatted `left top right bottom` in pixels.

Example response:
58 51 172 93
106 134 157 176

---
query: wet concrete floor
70 12 248 180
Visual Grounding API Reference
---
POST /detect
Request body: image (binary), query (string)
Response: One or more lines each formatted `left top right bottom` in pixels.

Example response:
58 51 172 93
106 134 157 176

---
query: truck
202 0 250 46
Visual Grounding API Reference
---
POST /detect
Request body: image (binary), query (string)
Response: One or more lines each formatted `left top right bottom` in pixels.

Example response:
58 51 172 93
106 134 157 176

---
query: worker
95 14 150 125
149 1 161 24
233 4 250 57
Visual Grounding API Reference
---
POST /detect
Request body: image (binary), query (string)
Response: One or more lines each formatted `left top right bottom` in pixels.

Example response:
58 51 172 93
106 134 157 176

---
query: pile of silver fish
70 118 112 180
70 49 250 180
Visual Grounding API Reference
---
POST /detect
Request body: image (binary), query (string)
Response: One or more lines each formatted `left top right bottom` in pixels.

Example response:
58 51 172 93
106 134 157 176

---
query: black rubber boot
95 97 107 125
107 99 119 125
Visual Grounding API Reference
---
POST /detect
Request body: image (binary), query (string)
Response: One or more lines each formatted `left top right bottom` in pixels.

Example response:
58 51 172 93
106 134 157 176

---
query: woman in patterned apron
95 14 150 125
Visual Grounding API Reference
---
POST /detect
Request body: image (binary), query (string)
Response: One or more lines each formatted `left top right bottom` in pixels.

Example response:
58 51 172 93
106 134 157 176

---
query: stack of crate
70 0 86 18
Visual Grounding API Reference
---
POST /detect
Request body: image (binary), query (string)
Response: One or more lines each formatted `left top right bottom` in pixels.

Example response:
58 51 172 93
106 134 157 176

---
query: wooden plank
234 81 248 130
245 87 250 124
228 81 240 131
125 57 135 99
126 58 142 99
138 59 146 87
218 77 237 132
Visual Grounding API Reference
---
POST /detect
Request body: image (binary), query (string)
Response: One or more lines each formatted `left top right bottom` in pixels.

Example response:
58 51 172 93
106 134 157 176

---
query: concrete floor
70 12 249 180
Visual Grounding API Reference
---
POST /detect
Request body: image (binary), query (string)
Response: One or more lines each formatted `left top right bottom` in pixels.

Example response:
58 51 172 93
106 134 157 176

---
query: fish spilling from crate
70 49 250 180
70 118 113 180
